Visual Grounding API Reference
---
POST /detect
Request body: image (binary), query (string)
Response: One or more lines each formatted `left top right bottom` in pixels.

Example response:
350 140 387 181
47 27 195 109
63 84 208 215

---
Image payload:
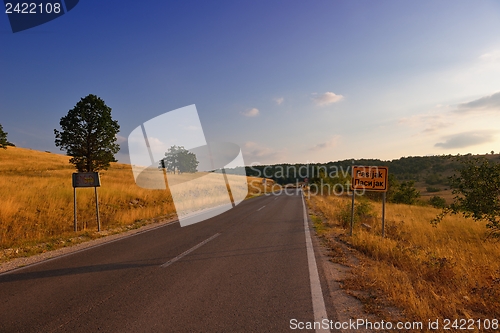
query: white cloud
274 97 284 105
312 92 344 106
311 136 340 151
435 130 496 149
479 50 500 63
241 108 260 117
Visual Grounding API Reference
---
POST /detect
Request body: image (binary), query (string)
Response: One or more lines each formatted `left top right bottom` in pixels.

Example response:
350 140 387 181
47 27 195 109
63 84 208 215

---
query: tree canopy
54 94 120 172
432 156 500 237
160 145 199 174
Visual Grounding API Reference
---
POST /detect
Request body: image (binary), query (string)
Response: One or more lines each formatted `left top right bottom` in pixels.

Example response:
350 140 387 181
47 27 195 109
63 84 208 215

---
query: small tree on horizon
54 94 120 172
0 124 9 149
160 145 199 174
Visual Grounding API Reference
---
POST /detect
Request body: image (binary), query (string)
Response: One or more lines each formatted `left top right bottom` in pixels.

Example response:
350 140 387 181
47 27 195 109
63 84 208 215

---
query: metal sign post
73 187 77 232
94 186 101 232
72 172 101 232
350 166 389 237
382 191 386 237
350 187 355 236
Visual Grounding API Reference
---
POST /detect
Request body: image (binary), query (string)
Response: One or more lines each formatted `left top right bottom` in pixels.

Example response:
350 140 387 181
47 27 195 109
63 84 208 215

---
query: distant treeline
227 154 500 185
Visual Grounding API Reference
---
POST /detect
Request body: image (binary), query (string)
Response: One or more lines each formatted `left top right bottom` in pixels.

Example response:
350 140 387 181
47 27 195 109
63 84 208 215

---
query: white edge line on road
257 205 266 211
160 233 221 268
301 192 331 333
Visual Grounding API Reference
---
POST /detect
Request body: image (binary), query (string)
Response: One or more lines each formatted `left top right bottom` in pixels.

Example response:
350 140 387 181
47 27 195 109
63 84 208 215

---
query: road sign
350 165 389 238
351 166 388 192
72 172 101 188
72 172 101 232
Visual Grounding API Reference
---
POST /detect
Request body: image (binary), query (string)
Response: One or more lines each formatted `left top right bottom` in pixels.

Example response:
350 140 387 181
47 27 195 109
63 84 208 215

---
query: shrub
337 196 374 228
429 195 446 208
391 180 420 205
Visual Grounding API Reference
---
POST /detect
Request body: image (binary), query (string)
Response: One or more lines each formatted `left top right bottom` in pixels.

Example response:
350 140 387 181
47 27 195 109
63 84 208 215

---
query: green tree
391 180 420 205
432 156 500 236
54 94 120 172
0 124 9 149
161 145 199 174
429 195 446 208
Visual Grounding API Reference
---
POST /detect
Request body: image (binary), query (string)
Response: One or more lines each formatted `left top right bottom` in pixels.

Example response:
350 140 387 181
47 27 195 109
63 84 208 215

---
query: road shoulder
306 196 385 333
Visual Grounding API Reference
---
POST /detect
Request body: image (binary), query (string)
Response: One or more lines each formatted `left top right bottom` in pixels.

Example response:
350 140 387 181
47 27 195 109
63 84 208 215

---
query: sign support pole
350 164 355 236
95 186 101 232
72 172 101 232
73 187 77 232
382 192 386 238
350 190 355 236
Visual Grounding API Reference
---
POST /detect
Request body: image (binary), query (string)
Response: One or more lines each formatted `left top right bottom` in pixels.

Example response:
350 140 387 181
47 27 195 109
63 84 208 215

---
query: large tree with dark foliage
432 156 500 237
54 94 120 172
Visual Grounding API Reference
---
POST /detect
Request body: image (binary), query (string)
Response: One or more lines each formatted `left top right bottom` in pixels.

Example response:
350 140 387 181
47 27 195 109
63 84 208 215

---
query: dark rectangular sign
72 172 100 188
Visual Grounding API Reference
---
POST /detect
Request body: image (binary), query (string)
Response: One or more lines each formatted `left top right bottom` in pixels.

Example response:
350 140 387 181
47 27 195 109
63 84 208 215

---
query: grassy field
0 147 267 258
308 193 500 331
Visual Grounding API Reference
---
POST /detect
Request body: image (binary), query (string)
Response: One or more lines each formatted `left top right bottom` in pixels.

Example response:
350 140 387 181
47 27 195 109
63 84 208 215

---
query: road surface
0 190 337 332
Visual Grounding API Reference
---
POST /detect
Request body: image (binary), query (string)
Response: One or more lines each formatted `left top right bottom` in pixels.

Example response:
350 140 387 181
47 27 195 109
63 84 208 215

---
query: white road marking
0 220 179 276
161 233 221 268
301 192 330 333
257 205 266 211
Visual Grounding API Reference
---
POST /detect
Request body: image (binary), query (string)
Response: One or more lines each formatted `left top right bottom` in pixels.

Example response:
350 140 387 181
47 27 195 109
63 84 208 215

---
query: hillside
0 147 266 259
244 153 500 203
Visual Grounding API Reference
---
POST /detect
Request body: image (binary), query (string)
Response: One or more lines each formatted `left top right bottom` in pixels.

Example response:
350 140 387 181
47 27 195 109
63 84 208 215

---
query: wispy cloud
456 91 500 113
241 108 260 117
479 50 500 63
421 122 451 134
312 92 344 106
398 105 453 134
116 134 128 153
311 136 340 151
434 130 496 149
274 97 284 105
116 134 127 144
184 125 200 131
243 141 285 164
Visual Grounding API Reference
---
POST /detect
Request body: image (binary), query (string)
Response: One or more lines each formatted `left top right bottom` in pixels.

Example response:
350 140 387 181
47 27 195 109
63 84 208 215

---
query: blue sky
2 1 500 165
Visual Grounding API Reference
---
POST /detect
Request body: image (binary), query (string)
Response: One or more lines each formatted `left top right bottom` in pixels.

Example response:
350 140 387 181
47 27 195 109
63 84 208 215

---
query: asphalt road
0 190 336 332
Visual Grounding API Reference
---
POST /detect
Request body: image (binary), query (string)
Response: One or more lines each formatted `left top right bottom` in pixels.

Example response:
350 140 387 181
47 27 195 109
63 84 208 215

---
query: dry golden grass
309 194 500 329
0 147 266 253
